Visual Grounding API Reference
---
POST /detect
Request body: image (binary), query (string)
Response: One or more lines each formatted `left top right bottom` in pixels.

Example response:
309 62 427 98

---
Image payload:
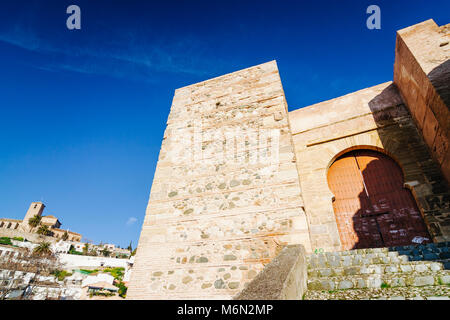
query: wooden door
327 150 431 250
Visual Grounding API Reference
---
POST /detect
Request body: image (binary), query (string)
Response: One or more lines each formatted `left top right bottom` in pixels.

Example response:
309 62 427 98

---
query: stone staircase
303 242 450 300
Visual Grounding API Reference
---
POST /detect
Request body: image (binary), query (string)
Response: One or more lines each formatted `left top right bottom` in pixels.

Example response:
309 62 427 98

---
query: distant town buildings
0 239 133 300
0 202 82 242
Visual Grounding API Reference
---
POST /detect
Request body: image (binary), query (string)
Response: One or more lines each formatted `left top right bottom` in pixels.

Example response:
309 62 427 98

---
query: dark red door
327 150 431 250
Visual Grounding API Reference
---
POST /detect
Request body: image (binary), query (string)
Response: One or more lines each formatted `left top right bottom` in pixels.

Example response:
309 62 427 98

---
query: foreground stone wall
127 61 311 299
394 20 450 183
234 245 307 300
288 81 450 251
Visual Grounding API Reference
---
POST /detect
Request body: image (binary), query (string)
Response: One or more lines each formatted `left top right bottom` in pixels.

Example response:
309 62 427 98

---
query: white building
51 240 71 254
81 273 115 288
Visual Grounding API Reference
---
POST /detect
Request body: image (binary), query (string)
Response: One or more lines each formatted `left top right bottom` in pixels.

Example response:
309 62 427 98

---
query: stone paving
304 242 450 300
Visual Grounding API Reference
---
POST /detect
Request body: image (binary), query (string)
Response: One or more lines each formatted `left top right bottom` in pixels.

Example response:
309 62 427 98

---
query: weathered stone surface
234 245 308 300
223 255 237 261
201 283 212 289
196 257 208 263
214 279 225 289
127 61 311 299
304 285 450 300
304 242 450 300
338 280 353 290
427 296 450 300
413 276 435 287
304 243 450 299
394 20 450 184
127 20 449 300
182 276 193 284
440 275 450 285
228 282 240 289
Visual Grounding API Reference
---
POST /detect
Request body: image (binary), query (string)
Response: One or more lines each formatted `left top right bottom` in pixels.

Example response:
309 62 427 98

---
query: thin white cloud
126 217 138 226
0 23 233 81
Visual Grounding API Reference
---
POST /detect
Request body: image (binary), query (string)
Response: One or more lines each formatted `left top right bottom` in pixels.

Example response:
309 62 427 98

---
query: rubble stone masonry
127 61 311 299
127 20 449 299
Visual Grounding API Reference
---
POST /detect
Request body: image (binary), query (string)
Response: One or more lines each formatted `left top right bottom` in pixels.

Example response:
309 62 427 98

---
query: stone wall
0 228 58 244
234 245 307 300
288 81 450 252
0 219 21 230
127 20 449 299
58 254 128 269
127 61 311 299
394 20 450 183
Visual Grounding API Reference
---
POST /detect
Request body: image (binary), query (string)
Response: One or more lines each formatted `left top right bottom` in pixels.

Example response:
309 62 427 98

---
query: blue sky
0 0 448 248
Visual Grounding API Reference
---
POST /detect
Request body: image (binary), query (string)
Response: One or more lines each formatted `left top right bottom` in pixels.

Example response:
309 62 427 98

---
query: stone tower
21 201 45 232
127 61 311 299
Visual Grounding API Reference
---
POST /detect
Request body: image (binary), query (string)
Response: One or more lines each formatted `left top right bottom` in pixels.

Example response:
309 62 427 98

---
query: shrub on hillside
0 237 12 245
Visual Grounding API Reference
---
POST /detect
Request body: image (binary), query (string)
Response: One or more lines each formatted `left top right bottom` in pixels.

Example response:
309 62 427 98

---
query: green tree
33 242 52 256
36 225 52 236
68 245 82 255
0 237 12 246
82 243 89 255
52 270 72 282
28 215 42 231
100 248 111 257
61 231 69 241
117 281 127 298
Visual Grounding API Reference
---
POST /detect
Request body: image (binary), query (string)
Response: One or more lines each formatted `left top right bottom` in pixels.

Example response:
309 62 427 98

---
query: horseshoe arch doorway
327 149 431 250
